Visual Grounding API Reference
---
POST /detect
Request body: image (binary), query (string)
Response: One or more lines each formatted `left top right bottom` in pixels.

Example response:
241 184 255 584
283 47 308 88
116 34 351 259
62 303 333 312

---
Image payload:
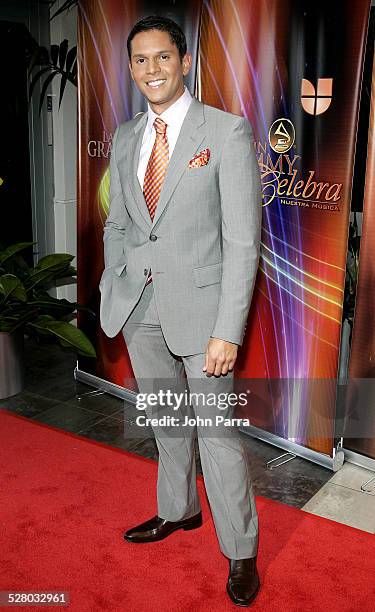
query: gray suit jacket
99 96 262 355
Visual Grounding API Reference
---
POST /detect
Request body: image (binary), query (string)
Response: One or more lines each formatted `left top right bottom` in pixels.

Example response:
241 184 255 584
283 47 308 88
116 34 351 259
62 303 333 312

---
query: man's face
129 29 192 114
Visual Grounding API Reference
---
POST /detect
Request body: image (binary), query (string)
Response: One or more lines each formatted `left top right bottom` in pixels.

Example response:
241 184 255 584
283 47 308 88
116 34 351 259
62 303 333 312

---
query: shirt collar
146 86 192 134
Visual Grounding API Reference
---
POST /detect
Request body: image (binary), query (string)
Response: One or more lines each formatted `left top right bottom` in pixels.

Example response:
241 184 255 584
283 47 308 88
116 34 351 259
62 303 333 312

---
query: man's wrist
210 335 239 347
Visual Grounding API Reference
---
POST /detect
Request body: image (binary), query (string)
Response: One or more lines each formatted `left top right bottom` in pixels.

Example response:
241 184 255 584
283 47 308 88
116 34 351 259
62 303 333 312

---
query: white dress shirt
137 86 193 189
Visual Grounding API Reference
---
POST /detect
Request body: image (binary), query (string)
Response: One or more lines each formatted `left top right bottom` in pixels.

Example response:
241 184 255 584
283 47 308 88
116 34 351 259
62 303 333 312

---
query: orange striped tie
143 117 169 285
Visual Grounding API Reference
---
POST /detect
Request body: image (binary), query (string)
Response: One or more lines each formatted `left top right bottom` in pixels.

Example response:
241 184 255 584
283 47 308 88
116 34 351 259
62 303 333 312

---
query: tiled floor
2 338 375 531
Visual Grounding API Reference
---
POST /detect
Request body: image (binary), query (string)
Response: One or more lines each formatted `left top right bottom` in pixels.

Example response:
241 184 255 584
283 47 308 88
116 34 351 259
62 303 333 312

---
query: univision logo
301 78 333 115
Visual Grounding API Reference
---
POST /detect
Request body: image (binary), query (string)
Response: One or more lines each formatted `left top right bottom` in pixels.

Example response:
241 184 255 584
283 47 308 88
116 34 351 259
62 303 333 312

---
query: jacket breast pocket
185 163 212 179
193 261 222 287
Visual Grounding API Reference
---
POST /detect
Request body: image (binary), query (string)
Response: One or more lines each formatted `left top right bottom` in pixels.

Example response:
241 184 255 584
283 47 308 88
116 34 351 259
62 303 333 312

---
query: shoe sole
124 517 203 543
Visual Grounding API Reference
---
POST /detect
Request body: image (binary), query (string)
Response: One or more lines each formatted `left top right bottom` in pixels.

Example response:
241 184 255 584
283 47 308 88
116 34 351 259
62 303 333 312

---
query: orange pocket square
188 148 210 168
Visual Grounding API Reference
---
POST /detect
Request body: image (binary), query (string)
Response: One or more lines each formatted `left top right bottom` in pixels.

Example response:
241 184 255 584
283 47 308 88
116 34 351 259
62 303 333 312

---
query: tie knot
154 117 167 135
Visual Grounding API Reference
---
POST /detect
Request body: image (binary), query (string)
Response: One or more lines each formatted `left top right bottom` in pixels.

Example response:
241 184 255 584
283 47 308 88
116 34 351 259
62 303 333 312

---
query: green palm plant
49 0 79 20
26 0 79 113
28 39 77 114
0 242 95 358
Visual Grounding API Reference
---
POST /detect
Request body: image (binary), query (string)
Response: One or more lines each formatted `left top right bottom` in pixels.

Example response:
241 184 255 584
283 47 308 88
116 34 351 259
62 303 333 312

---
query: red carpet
1 408 374 611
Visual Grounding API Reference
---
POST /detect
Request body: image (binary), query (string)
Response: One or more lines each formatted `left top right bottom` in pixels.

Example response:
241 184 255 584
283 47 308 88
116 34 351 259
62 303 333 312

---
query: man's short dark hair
127 15 187 62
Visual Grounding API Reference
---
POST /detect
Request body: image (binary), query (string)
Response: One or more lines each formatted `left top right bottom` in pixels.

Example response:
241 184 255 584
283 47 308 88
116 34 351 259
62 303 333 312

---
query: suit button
149 234 157 241
144 269 148 275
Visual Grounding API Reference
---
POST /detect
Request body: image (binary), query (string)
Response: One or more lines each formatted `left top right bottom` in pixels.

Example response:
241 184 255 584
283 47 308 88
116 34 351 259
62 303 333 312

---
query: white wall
50 2 78 302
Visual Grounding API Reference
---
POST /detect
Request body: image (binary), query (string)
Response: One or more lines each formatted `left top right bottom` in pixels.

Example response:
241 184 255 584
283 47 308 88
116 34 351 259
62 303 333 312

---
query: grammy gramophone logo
262 96 342 210
268 118 295 153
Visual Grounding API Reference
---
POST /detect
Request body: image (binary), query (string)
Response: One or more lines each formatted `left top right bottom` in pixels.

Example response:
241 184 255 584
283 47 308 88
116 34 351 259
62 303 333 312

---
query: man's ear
128 61 134 80
182 52 192 77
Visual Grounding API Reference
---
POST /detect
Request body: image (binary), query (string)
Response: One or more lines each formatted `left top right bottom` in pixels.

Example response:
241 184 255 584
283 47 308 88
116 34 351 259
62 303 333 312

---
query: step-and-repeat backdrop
77 0 371 458
346 45 375 461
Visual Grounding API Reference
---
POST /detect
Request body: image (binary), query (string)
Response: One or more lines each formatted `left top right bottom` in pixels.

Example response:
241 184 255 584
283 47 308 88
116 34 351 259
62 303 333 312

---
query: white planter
0 331 24 399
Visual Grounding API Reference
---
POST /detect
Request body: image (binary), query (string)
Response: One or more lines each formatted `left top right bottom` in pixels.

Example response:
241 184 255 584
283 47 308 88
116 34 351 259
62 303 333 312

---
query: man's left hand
203 337 238 376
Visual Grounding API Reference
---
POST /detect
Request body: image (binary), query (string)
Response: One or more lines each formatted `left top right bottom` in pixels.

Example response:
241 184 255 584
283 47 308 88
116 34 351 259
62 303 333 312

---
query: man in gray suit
99 15 262 606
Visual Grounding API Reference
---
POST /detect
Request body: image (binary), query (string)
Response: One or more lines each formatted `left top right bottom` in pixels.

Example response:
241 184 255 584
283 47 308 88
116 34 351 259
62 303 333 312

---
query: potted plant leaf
0 242 96 399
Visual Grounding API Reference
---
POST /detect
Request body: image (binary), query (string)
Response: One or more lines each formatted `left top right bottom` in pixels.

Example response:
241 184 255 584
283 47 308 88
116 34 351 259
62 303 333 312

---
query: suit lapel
152 97 206 227
127 97 207 230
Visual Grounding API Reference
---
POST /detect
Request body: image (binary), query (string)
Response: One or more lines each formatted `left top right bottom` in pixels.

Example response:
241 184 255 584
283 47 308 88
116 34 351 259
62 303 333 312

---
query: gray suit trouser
122 280 259 559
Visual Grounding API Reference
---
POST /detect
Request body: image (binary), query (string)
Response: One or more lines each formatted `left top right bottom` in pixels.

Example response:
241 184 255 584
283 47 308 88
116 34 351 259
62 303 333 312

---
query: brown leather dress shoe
124 511 202 543
226 556 260 606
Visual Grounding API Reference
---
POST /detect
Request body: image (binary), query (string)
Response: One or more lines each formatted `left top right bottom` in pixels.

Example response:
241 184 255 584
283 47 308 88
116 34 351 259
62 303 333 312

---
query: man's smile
146 79 167 88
